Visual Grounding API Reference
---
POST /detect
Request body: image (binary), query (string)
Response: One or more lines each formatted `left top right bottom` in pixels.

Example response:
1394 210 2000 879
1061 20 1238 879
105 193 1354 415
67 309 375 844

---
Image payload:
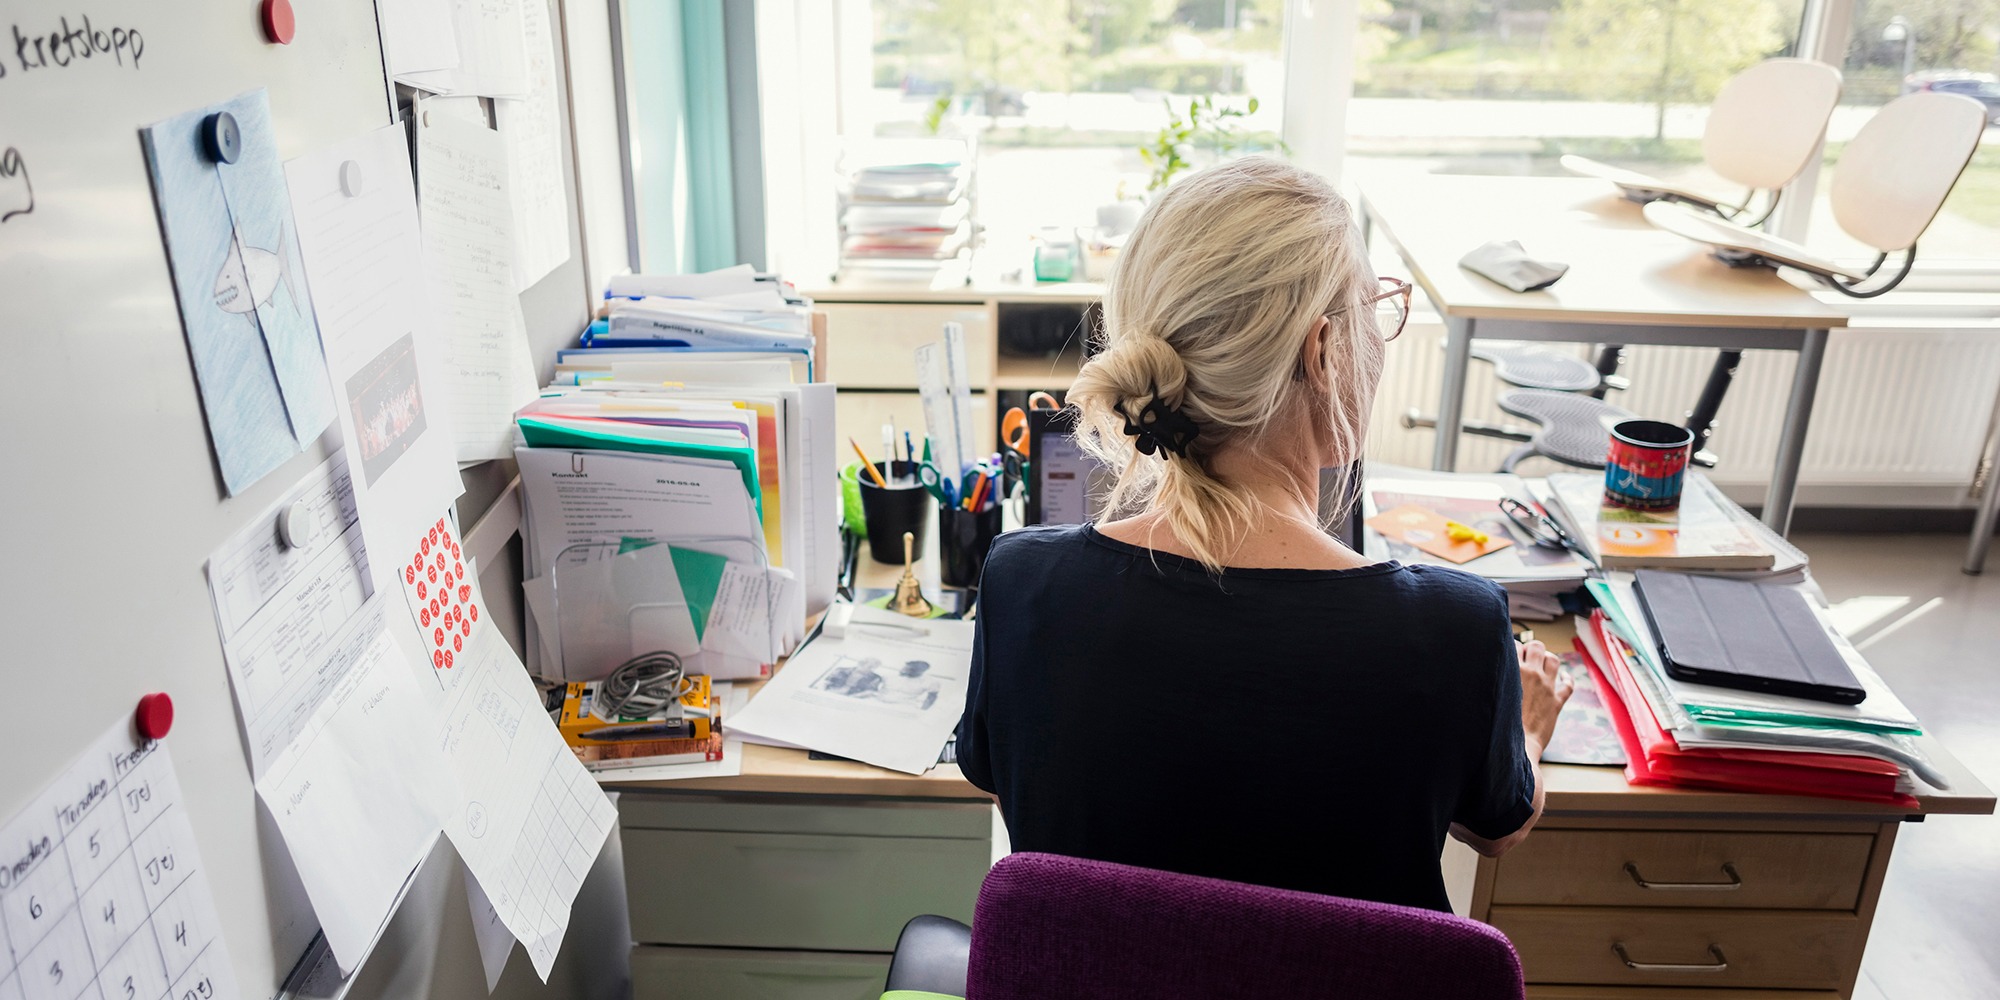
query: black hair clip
1123 389 1200 457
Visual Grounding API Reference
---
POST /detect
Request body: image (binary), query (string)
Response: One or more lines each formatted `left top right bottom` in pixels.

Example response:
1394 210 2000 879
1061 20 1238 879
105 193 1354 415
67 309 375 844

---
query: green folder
1585 579 1920 736
517 415 762 516
616 538 733 643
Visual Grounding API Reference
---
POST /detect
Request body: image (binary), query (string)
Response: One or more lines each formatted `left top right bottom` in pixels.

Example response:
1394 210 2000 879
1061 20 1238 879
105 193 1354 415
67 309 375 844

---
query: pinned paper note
0 718 242 1000
398 514 482 677
141 88 334 494
287 123 465 591
415 101 540 461
1366 504 1514 564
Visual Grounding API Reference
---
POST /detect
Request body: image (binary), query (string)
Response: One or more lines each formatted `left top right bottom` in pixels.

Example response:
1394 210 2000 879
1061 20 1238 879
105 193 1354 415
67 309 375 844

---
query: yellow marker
1444 520 1490 545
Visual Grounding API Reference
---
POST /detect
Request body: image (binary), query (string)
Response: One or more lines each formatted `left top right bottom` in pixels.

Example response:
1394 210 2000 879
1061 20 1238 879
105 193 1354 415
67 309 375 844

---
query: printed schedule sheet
0 720 236 1000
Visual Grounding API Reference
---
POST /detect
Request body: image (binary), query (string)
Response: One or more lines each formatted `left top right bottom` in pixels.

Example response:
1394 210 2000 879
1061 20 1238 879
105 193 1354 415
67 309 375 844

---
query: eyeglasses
1330 277 1414 342
1499 496 1587 560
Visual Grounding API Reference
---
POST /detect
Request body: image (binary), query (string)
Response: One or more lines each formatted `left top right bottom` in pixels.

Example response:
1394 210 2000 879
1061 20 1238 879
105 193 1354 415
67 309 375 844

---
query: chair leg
1400 410 1534 443
1589 345 1626 400
1498 444 1538 473
1685 350 1743 459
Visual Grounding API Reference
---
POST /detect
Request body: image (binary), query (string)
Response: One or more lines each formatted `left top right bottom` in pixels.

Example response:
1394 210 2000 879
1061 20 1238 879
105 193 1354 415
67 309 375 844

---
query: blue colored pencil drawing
213 226 298 319
141 89 333 495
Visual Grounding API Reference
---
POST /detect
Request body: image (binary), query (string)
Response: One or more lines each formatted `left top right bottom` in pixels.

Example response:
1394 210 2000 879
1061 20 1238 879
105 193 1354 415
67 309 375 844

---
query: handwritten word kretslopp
5 14 143 78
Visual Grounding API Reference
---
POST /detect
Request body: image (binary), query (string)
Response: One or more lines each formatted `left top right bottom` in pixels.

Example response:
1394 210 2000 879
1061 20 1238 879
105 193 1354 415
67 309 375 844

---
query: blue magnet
202 111 242 165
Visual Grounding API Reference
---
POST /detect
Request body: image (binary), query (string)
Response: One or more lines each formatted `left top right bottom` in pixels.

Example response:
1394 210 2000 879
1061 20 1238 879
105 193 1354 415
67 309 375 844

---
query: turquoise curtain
679 0 738 272
625 0 740 273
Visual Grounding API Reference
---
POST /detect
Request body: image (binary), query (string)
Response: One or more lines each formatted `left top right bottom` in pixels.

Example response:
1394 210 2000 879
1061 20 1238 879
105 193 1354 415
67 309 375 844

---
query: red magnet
261 0 296 44
136 693 174 740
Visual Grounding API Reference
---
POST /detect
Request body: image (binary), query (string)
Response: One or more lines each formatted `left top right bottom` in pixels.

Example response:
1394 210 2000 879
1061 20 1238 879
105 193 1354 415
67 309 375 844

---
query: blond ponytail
1066 156 1383 572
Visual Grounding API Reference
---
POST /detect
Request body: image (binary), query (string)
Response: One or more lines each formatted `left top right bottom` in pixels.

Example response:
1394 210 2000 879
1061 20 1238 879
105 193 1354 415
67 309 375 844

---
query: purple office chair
882 852 1525 1000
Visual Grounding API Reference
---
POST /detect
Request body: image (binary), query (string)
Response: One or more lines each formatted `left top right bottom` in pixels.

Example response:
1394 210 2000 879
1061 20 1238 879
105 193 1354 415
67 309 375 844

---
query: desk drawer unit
1491 907 1859 991
1493 830 1873 910
621 792 989 952
1480 824 1891 996
631 946 890 1000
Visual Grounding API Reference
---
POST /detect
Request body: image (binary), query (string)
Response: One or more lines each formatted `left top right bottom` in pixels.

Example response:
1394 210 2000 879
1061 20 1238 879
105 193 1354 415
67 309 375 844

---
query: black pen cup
858 461 929 564
938 503 1003 588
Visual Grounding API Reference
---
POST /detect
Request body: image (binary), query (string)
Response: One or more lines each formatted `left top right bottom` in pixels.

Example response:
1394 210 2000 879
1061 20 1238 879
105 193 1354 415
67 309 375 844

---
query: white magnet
277 499 317 549
339 160 364 197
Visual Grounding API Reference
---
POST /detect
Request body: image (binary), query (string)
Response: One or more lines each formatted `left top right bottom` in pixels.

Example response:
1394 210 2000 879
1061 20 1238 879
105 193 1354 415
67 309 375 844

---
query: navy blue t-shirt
955 523 1534 912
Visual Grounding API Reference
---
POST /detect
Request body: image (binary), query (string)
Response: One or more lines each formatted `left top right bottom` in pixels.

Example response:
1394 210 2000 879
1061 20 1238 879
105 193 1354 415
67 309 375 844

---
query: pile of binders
1575 572 1937 805
514 267 840 772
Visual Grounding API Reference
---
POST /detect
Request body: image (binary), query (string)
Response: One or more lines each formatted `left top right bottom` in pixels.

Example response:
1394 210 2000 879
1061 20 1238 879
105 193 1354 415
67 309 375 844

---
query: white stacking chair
1564 58 1844 225
1647 90 1990 297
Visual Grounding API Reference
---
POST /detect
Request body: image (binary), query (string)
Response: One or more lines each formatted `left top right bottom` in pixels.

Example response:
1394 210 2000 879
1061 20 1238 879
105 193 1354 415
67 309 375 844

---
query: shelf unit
807 267 1102 455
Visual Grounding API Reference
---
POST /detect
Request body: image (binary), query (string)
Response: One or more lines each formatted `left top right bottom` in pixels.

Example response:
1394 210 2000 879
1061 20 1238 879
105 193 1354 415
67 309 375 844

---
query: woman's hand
1517 639 1574 756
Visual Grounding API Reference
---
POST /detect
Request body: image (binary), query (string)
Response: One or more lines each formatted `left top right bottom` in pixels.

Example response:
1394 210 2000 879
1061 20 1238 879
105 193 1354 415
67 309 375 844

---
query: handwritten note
415 102 539 461
0 719 239 1000
497 0 568 292
254 597 451 974
401 0 529 98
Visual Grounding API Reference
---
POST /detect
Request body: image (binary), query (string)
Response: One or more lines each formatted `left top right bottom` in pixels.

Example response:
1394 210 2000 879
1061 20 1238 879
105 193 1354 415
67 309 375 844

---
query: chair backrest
1831 91 1989 253
1702 58 1844 192
966 853 1524 1000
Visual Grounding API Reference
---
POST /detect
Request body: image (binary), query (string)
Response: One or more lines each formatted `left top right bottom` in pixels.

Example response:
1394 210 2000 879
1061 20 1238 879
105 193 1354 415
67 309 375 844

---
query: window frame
808 0 1995 288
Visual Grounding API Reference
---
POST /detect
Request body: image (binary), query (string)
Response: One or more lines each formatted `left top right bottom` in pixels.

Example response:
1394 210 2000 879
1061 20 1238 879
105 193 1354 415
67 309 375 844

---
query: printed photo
345 333 429 485
811 655 944 711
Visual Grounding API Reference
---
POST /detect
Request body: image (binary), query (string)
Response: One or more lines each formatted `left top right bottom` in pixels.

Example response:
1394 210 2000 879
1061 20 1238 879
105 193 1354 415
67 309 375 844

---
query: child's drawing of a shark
214 226 299 320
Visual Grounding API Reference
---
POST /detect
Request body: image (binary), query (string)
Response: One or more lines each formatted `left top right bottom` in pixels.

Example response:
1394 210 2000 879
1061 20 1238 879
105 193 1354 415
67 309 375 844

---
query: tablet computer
1632 570 1866 705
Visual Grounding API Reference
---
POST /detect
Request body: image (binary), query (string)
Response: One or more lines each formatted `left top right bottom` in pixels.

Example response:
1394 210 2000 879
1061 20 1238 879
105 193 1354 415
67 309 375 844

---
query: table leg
1962 387 2000 574
1432 316 1474 471
1966 475 2000 575
1764 327 1827 536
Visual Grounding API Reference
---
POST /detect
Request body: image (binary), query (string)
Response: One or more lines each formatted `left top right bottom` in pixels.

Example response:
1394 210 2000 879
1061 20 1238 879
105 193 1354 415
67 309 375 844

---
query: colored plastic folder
517 414 762 515
1578 613 1913 806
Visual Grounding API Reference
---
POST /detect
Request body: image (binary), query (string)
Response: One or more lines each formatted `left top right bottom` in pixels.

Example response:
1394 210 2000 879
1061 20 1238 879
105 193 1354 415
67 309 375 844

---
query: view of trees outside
864 0 1996 261
1822 0 1998 259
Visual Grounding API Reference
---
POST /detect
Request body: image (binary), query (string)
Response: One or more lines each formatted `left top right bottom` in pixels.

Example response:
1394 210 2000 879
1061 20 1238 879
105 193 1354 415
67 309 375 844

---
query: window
1343 0 1809 195
859 1 1289 249
1804 1 1999 263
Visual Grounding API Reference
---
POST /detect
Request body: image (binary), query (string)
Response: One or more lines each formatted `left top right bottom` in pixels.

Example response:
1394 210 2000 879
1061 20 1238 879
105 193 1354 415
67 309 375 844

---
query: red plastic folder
1573 614 1913 806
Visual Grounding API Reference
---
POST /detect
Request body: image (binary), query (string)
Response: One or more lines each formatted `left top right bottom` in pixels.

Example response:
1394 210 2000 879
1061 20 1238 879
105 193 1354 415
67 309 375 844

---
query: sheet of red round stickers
401 516 480 672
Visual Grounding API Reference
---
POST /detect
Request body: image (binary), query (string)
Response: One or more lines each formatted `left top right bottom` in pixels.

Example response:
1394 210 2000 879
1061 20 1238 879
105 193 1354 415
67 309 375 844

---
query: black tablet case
1632 570 1866 705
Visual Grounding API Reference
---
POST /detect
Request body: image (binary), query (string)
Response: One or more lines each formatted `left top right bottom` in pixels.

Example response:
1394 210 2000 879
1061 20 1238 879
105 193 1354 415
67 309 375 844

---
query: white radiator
1364 320 2000 506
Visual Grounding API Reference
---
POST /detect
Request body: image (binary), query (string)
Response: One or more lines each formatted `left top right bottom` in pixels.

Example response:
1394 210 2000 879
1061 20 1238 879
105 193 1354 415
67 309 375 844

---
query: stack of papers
591 265 813 348
838 139 974 269
1362 470 1592 619
515 291 839 684
1538 471 1807 580
1577 573 1944 801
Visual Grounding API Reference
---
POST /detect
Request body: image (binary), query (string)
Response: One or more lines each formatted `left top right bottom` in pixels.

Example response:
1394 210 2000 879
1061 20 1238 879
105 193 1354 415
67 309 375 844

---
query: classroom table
1357 174 1850 537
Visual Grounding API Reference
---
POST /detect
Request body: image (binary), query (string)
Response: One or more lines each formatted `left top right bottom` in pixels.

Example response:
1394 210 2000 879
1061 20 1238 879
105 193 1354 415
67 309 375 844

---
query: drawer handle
1623 861 1742 890
1612 942 1728 973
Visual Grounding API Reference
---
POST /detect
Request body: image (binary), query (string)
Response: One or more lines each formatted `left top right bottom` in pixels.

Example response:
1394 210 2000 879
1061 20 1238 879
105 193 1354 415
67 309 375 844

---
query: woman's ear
1298 316 1332 387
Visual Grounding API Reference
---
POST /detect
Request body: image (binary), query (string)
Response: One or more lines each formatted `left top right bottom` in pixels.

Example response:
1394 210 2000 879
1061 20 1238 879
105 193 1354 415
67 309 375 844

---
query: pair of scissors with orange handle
1001 391 1060 458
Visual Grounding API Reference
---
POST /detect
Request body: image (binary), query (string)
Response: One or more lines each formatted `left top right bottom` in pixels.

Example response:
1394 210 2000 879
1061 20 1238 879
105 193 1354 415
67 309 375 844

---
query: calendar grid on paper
0 723 237 1000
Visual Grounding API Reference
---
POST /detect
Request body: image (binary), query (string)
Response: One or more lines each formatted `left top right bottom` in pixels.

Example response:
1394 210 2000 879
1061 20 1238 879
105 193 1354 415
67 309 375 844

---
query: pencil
850 438 889 488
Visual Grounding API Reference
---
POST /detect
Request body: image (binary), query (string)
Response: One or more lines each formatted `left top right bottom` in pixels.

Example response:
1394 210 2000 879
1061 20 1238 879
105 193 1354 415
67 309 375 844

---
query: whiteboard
0 0 615 995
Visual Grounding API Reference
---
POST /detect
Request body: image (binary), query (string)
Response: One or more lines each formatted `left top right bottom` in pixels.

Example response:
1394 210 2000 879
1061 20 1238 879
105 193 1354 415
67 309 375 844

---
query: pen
905 431 915 467
883 422 897 481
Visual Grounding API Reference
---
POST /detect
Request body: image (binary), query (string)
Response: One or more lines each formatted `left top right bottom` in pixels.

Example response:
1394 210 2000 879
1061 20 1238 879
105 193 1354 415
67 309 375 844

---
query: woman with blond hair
954 157 1571 912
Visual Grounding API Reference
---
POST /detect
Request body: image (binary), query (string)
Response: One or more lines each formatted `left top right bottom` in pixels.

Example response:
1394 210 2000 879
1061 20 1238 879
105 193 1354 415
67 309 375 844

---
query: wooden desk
1357 175 1849 536
1473 616 1991 999
608 564 1991 1000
